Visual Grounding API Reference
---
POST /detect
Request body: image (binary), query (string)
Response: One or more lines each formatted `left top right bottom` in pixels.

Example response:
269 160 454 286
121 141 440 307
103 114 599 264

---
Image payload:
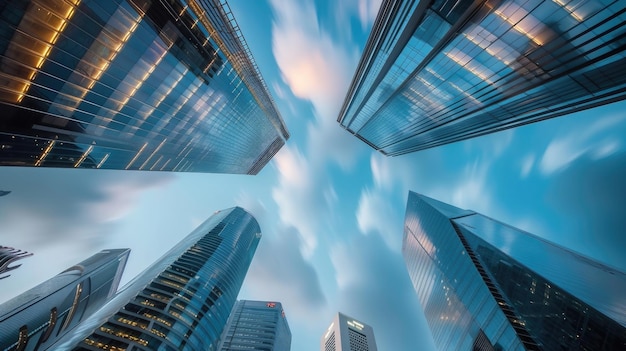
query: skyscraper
219 300 291 351
0 0 288 174
0 248 130 351
338 0 626 155
52 207 261 351
0 245 33 279
402 191 626 350
321 312 378 351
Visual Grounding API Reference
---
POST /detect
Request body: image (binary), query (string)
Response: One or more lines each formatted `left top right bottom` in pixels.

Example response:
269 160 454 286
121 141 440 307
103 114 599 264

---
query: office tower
337 0 626 155
0 249 130 351
0 245 33 279
402 191 626 350
0 0 288 174
321 312 378 351
219 300 291 351
51 207 261 351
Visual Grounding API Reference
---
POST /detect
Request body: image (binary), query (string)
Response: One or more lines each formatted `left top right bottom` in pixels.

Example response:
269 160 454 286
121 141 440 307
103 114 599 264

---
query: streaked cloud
356 188 403 251
242 226 327 318
330 233 437 350
269 0 367 170
540 113 626 175
520 154 535 178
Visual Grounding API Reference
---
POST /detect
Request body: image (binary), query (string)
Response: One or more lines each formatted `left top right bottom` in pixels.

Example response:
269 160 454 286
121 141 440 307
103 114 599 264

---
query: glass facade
0 0 288 174
219 300 291 351
338 0 626 155
51 207 261 351
0 249 130 351
402 191 626 350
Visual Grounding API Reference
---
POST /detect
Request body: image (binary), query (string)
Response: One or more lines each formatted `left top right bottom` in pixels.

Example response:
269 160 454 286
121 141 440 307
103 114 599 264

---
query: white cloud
539 113 626 175
241 227 327 319
371 152 393 190
450 161 491 213
520 154 535 178
356 188 402 251
269 0 366 170
358 0 384 29
271 145 320 257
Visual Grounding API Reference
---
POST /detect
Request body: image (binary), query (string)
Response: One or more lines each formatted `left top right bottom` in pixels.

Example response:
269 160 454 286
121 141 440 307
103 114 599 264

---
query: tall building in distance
51 207 261 351
0 245 33 279
338 0 626 155
0 248 130 351
402 191 626 350
321 312 378 351
0 0 288 174
219 300 291 351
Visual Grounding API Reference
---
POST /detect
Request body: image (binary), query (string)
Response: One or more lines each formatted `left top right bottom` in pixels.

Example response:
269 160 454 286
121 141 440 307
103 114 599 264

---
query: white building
321 312 377 351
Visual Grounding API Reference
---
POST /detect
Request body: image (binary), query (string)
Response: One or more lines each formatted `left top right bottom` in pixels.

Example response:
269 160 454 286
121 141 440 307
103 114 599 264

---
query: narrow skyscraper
321 312 378 351
338 0 626 155
52 207 261 351
402 191 626 350
0 0 288 173
219 300 291 351
0 248 130 351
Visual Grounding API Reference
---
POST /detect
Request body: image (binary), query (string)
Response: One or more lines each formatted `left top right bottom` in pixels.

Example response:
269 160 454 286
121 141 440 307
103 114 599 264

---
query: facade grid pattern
0 0 288 174
402 191 626 350
338 0 626 155
50 207 261 351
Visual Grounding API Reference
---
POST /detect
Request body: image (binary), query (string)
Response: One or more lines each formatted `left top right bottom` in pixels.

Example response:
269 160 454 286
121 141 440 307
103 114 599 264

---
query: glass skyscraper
0 248 130 351
51 207 261 351
321 312 378 351
218 300 291 351
402 191 626 350
0 0 288 174
337 0 626 155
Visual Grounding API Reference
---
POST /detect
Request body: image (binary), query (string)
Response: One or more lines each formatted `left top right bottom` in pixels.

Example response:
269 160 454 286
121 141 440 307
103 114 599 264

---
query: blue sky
2 0 626 350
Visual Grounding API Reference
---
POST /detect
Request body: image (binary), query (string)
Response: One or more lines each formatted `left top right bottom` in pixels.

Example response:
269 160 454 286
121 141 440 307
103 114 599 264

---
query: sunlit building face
0 0 288 173
338 0 626 155
402 191 626 350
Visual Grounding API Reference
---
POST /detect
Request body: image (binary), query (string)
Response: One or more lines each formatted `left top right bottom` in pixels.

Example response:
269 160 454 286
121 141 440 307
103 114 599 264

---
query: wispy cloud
539 113 626 175
356 188 403 251
269 0 367 170
242 226 327 318
520 154 535 178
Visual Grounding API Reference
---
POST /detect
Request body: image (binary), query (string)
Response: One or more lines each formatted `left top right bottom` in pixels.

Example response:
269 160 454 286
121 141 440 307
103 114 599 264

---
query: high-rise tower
219 300 291 351
52 207 261 351
321 312 378 351
0 248 130 351
402 191 626 350
0 0 288 174
338 0 626 155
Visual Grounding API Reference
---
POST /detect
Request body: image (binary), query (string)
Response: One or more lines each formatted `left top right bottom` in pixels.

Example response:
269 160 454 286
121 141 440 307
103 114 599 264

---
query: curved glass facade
338 0 626 155
402 192 626 350
52 207 261 351
0 0 288 173
0 249 130 351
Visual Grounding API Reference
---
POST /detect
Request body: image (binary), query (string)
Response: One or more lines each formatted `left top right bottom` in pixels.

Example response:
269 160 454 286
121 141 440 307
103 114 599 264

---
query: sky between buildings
1 0 626 350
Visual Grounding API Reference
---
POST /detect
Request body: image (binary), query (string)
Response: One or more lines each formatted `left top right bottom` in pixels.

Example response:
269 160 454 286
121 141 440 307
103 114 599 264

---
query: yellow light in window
552 0 584 21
